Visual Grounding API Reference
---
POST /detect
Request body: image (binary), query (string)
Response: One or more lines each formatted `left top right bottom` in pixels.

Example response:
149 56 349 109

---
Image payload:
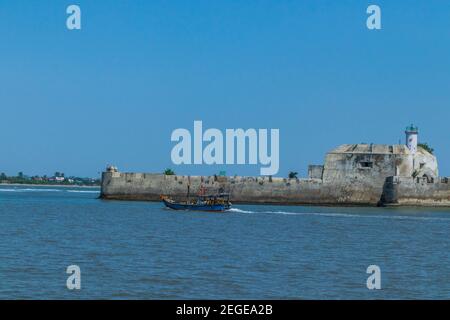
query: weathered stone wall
308 165 324 179
322 152 398 186
101 171 390 205
381 176 450 207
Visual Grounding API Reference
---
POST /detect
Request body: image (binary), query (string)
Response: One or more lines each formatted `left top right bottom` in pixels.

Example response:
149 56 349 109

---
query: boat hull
162 199 230 212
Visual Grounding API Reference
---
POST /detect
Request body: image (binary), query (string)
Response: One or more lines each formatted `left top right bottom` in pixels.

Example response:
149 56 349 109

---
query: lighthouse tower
405 124 419 154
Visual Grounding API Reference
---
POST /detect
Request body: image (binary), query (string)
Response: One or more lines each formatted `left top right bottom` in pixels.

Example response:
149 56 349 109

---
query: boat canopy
197 193 230 199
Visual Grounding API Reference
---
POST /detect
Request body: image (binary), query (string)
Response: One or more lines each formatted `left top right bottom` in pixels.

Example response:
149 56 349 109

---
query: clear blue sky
0 0 449 178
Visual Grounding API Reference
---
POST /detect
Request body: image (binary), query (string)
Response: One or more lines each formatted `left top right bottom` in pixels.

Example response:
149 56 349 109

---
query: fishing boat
161 193 232 212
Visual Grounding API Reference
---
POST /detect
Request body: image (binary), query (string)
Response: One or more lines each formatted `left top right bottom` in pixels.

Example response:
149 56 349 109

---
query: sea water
1 185 450 299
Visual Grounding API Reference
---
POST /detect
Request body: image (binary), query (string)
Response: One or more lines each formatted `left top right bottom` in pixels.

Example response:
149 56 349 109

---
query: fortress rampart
381 176 450 206
100 171 377 205
100 171 450 206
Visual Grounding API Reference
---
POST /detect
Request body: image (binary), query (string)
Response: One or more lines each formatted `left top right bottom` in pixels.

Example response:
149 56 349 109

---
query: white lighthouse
405 124 419 154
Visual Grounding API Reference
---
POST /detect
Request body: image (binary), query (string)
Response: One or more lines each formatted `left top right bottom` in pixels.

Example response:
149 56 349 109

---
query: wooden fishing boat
161 193 231 212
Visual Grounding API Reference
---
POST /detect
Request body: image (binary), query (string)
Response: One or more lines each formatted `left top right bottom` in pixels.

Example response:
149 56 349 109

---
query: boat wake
228 208 255 214
230 208 450 222
0 188 62 192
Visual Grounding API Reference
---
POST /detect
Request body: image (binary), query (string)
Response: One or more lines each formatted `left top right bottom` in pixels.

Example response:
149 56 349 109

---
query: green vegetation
418 143 434 154
0 171 100 186
164 168 175 175
288 171 298 179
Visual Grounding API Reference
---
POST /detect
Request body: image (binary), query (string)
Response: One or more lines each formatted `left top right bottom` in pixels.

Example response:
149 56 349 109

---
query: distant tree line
0 171 100 186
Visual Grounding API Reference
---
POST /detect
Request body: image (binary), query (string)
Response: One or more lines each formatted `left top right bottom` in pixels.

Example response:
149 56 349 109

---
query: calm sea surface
1 185 450 299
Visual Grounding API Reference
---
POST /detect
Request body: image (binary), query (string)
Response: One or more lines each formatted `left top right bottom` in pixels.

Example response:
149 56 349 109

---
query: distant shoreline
0 183 100 189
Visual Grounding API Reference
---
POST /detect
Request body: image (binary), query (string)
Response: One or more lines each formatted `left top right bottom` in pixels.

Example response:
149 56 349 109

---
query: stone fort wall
100 171 450 206
381 176 450 206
